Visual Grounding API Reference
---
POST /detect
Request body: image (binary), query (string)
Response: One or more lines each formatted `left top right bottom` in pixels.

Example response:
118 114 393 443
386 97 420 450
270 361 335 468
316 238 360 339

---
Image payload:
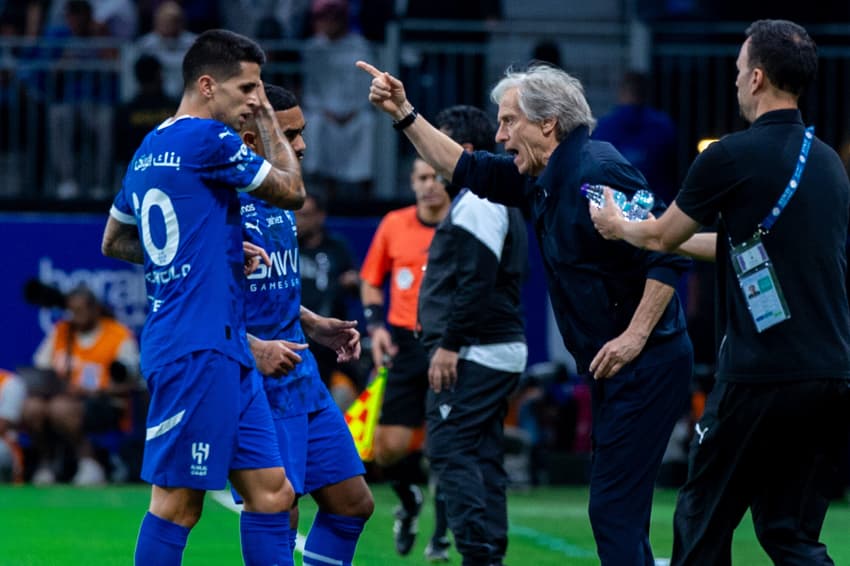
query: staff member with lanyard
589 19 850 565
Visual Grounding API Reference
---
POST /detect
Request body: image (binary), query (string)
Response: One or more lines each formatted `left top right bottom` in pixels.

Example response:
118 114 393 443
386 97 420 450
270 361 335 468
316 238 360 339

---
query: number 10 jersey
110 115 271 375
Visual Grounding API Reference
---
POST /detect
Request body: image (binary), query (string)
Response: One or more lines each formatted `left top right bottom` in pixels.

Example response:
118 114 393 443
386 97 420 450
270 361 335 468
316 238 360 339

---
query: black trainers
392 484 423 555
424 535 451 562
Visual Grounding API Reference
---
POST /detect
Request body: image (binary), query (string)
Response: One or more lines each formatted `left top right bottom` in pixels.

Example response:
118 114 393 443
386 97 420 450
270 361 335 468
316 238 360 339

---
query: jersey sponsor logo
395 267 414 290
228 143 250 163
134 153 153 171
190 441 210 477
133 152 182 171
218 130 232 139
266 215 285 227
244 220 263 235
240 203 256 215
145 263 192 285
247 248 298 280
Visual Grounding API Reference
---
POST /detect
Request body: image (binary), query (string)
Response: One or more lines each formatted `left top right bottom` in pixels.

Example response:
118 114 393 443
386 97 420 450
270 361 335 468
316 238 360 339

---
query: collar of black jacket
533 125 590 197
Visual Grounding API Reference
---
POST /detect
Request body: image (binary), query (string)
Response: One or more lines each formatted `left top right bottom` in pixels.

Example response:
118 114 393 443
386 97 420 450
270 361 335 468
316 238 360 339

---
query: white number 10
132 188 180 266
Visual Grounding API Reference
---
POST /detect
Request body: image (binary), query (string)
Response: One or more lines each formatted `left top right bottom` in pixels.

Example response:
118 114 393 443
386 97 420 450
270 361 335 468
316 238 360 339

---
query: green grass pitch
1 484 848 565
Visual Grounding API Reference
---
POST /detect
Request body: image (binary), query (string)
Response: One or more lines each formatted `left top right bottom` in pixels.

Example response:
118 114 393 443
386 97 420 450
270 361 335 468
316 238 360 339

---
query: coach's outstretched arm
356 61 464 181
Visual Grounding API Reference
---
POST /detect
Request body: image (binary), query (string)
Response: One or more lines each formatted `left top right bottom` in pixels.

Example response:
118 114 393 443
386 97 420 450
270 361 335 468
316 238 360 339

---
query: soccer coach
357 60 693 565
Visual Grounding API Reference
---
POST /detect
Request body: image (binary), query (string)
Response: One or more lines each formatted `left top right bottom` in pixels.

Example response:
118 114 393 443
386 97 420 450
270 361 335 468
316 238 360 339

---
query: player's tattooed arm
102 216 143 264
251 85 305 210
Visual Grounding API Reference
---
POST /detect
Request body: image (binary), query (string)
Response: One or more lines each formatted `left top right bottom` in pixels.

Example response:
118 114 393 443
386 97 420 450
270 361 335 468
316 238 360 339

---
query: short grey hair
491 65 596 140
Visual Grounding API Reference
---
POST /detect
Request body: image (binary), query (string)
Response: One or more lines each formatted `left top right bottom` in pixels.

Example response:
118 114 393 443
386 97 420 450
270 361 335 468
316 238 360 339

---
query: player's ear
242 131 258 151
198 75 215 99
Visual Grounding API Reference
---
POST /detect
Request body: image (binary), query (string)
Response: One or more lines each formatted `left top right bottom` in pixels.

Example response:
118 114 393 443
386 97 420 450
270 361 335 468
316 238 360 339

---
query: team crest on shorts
190 442 210 477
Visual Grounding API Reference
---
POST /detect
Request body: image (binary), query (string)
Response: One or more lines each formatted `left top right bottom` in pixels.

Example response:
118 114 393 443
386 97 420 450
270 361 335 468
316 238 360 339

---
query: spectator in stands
296 190 362 403
115 54 177 171
137 0 219 34
0 369 26 482
42 0 118 199
22 285 140 485
218 0 312 40
134 1 196 100
0 1 44 36
593 70 678 205
45 0 137 39
301 0 376 200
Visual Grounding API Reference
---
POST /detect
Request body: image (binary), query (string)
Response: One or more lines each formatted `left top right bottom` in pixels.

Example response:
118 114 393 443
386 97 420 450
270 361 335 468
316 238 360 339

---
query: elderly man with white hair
358 60 694 566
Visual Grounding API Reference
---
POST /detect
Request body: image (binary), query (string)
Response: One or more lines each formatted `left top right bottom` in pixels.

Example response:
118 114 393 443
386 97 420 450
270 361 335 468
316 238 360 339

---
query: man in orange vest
22 285 139 485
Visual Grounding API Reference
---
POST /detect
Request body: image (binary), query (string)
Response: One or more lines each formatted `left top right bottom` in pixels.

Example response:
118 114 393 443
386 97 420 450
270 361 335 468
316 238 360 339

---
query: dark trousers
589 337 693 566
426 359 519 566
672 379 850 566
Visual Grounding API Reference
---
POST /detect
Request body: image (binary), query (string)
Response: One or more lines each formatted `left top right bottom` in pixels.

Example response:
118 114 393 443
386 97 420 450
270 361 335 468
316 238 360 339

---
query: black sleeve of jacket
439 199 508 351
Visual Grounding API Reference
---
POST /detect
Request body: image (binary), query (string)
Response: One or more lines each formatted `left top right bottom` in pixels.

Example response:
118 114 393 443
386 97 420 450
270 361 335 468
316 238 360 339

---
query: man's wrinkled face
495 87 549 176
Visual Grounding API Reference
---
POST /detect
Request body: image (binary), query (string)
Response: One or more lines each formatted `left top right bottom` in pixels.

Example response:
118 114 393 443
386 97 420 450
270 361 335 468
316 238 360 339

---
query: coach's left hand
589 330 646 379
429 347 458 393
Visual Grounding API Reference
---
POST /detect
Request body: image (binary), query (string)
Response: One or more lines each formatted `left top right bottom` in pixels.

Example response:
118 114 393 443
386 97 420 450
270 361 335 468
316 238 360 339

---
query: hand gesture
243 241 271 275
250 338 309 377
355 60 409 118
589 330 647 380
305 315 361 363
428 347 459 393
253 80 274 116
368 326 398 370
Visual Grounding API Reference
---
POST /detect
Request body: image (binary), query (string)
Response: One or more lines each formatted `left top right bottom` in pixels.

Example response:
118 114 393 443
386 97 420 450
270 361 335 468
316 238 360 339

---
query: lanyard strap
758 126 814 234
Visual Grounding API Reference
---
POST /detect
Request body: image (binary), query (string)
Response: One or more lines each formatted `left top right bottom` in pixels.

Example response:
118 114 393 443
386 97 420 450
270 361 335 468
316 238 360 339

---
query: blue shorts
233 403 365 502
142 350 282 490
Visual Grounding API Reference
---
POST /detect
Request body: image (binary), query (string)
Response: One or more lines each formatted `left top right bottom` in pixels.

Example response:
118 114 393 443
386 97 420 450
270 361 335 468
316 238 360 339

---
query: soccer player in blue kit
101 30 305 565
236 84 374 566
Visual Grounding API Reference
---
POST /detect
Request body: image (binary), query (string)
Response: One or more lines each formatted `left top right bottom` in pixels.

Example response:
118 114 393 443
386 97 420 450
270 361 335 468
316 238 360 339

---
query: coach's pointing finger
356 60 409 118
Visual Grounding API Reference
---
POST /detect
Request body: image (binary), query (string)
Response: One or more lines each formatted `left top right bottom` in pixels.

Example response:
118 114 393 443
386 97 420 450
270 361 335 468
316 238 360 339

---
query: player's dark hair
182 29 266 91
434 105 496 152
744 19 817 97
265 84 299 112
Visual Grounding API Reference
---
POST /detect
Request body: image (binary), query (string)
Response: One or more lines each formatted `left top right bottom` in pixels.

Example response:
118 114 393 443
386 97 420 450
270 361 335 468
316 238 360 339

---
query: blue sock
240 511 293 566
134 512 190 566
288 527 298 555
303 511 366 566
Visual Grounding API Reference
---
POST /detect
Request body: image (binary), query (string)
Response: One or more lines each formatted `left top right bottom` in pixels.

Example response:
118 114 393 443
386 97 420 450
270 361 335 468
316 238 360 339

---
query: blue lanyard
758 126 814 234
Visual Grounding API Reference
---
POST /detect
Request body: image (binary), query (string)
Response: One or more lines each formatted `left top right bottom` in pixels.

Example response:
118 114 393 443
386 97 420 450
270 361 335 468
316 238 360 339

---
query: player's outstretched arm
300 306 361 362
356 60 464 181
102 216 143 264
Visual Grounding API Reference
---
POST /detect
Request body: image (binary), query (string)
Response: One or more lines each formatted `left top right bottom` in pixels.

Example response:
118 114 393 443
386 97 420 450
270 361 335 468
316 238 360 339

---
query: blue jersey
241 193 333 417
110 116 271 375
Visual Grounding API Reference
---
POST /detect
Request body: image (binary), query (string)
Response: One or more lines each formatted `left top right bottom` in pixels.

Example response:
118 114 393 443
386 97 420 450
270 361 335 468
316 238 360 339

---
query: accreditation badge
730 233 790 332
